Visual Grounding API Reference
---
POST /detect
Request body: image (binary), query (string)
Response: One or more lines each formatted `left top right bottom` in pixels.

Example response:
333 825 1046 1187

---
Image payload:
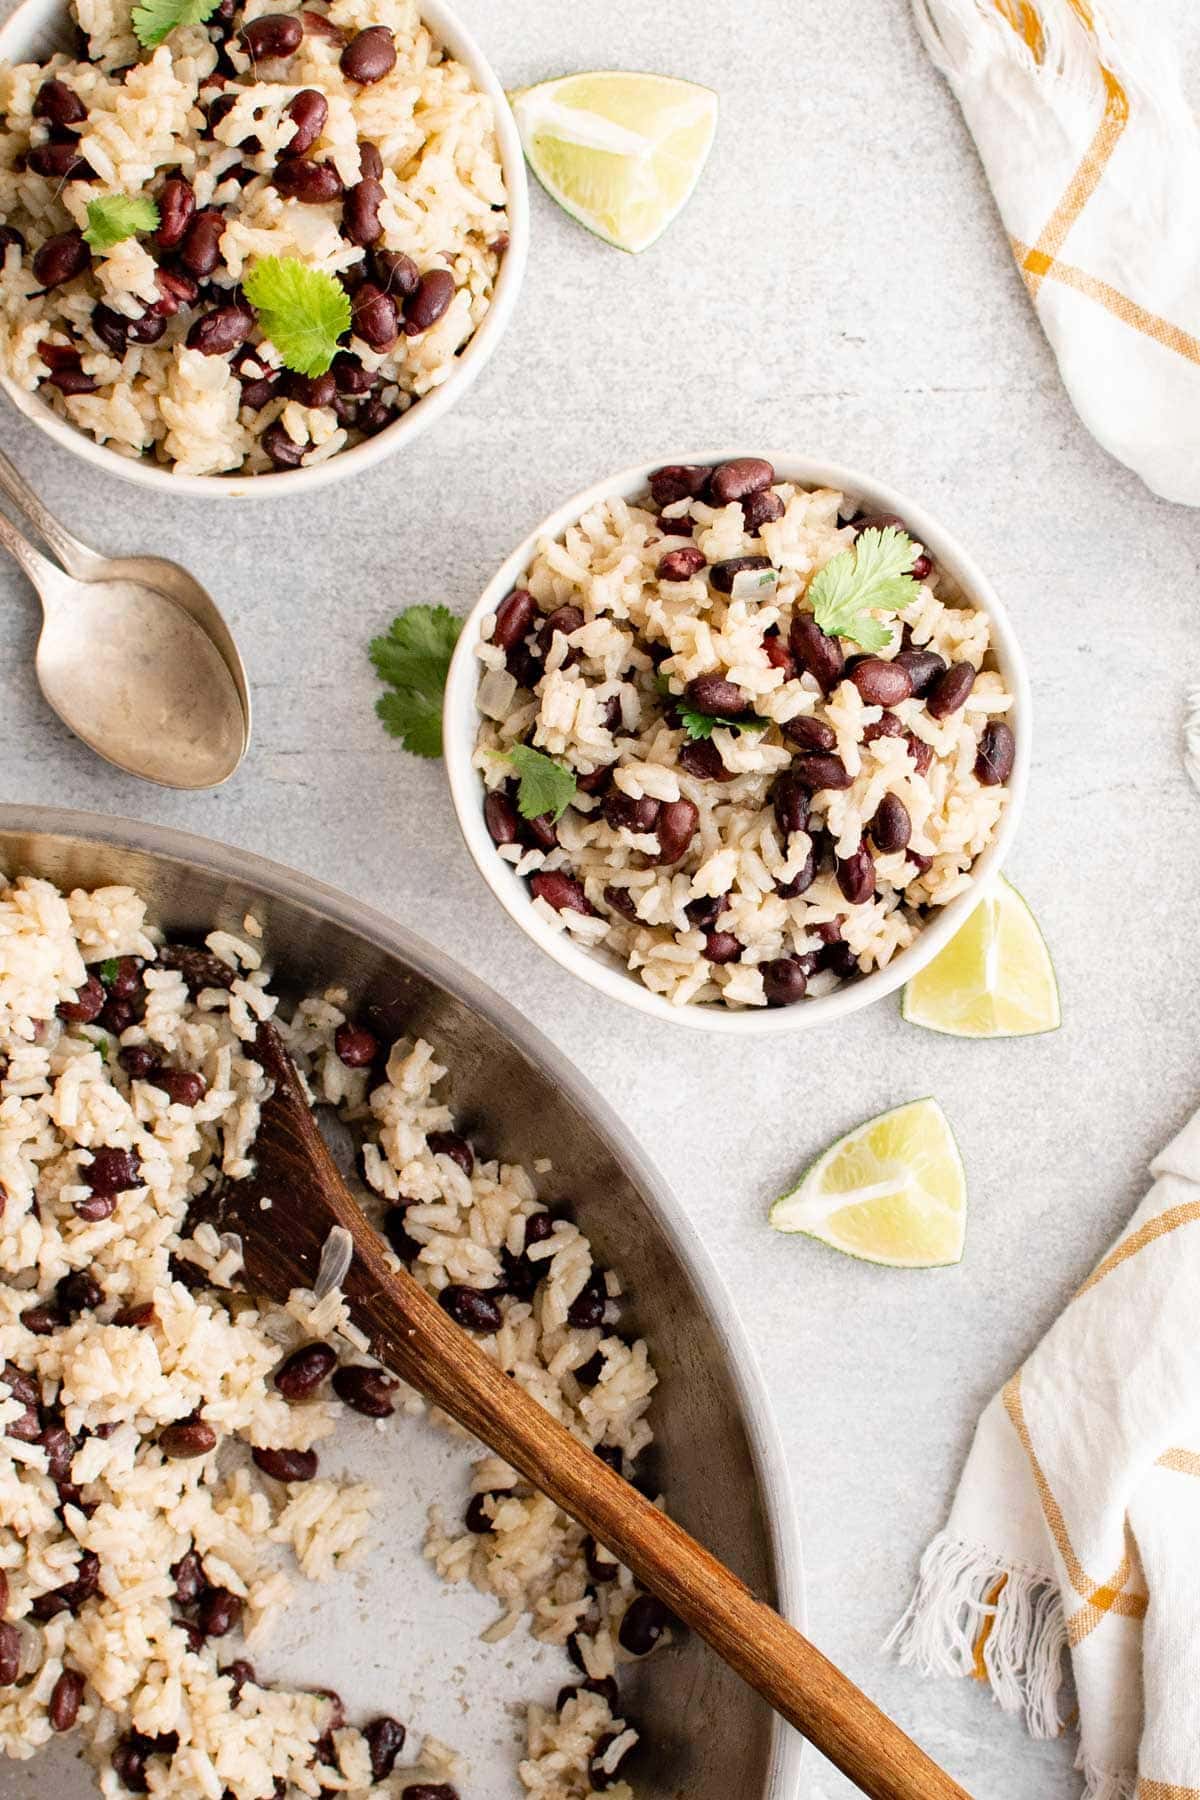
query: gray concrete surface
2 2 1200 1796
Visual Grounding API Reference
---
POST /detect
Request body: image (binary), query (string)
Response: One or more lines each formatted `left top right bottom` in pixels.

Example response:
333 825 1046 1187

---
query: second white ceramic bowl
0 0 528 499
444 453 1032 1036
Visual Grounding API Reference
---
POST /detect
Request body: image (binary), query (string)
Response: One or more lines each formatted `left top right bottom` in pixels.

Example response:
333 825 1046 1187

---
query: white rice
0 876 657 1797
0 0 507 475
472 465 1014 1010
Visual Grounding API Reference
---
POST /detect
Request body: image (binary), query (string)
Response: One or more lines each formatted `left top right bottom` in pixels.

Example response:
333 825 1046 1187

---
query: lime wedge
902 878 1061 1039
770 1099 966 1268
509 71 719 253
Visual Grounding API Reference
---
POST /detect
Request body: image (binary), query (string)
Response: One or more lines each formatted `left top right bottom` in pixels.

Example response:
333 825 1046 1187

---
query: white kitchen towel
886 1108 1200 1799
913 0 1200 506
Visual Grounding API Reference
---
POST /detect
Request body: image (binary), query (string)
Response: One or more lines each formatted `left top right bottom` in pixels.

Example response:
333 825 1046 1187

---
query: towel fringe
1076 1753 1136 1800
883 1531 1068 1739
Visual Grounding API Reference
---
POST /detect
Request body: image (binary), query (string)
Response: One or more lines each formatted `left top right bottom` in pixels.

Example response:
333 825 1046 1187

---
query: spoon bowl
0 449 250 788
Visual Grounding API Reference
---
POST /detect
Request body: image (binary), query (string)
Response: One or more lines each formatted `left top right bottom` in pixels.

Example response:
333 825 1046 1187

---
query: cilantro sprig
243 257 351 378
83 195 160 252
500 745 577 823
807 526 919 652
369 605 462 758
132 0 219 48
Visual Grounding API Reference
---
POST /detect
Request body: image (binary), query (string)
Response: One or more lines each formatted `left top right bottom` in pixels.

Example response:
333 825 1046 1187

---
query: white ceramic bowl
444 453 1032 1036
0 0 528 498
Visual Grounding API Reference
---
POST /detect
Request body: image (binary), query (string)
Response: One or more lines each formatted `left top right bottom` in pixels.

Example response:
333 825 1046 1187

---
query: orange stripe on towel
971 1574 1008 1681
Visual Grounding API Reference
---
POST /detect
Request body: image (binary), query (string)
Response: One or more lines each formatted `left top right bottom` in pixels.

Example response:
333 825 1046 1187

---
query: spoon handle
0 447 101 579
0 504 70 599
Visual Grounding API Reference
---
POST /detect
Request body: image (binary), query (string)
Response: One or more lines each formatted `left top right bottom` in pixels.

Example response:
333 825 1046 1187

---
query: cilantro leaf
98 958 120 986
807 526 919 651
369 604 462 759
83 195 160 252
501 745 577 823
243 257 351 378
132 0 219 48
677 706 769 742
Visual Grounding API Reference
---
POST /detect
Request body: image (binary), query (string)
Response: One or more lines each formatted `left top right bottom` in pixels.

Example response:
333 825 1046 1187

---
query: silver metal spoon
0 449 250 789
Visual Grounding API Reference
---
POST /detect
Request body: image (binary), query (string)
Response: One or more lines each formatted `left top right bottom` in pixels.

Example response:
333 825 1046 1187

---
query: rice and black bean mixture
473 458 1016 1010
0 876 661 1798
0 0 507 474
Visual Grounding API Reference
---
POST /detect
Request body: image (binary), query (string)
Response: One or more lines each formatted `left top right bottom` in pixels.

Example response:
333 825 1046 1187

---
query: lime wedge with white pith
509 71 718 253
901 879 1061 1039
770 1099 966 1269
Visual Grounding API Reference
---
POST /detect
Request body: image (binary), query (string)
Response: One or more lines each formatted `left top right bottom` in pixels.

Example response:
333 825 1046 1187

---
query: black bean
86 1147 141 1196
57 974 104 1023
351 279 398 349
845 510 906 535
27 143 92 180
464 1492 498 1534
282 87 327 156
907 733 934 775
567 1269 607 1330
926 661 976 719
172 1549 206 1606
152 1070 207 1107
484 790 520 845
224 1658 256 1702
762 958 808 1007
708 457 774 504
32 231 89 290
970 718 1013 786
870 793 911 853
0 226 25 260
703 931 741 964
44 367 95 394
331 1364 396 1416
262 421 305 468
240 12 302 56
557 1675 619 1713
781 715 835 753
33 1551 100 1620
252 1445 318 1481
150 267 197 314
358 140 383 180
678 737 732 782
790 752 852 792
618 1592 672 1655
427 1131 473 1176
90 306 128 358
912 552 933 580
850 658 913 707
57 1269 102 1315
648 464 709 507
530 871 592 915
602 792 660 834
654 797 699 864
74 1194 116 1222
340 24 396 81
836 843 875 904
709 554 773 596
373 247 419 295
34 78 86 128
684 675 748 717
403 267 455 332
159 1417 216 1459
197 1587 241 1637
364 1715 407 1781
48 1666 84 1731
788 614 844 693
331 1022 377 1069
523 808 561 849
403 1788 458 1800
864 710 905 744
186 303 253 356
492 588 536 651
179 209 225 278
114 1301 157 1328
657 546 705 582
155 177 195 250
743 487 785 530
893 648 946 696
602 885 638 922
157 944 234 995
274 1342 337 1401
358 396 398 436
438 1284 503 1334
383 1205 422 1263
111 1734 154 1791
342 175 384 246
21 1302 59 1335
0 1622 21 1686
590 1730 635 1792
537 604 584 659
330 349 375 394
584 1535 620 1582
272 157 343 202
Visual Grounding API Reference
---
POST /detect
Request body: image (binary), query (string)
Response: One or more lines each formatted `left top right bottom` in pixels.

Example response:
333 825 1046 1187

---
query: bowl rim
0 0 529 498
443 451 1033 1035
0 800 808 1795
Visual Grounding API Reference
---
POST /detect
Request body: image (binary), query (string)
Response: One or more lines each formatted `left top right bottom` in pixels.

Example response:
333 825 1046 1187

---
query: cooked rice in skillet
0 0 507 475
0 876 658 1797
472 460 1015 1010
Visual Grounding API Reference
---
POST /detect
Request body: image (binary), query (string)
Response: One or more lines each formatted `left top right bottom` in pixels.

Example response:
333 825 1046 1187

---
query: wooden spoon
217 1024 970 1800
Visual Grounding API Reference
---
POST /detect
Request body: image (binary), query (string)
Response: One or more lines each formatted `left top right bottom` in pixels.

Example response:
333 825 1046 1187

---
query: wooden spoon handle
339 1235 969 1800
229 1030 970 1800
